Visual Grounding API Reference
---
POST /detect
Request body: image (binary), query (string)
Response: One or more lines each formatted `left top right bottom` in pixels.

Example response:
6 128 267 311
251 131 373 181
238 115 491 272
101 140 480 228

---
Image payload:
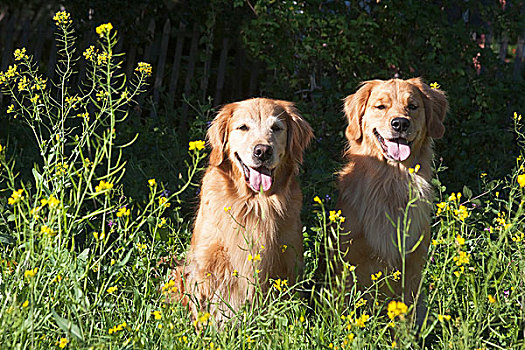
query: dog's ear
343 81 378 141
207 103 236 166
409 77 448 139
277 100 314 165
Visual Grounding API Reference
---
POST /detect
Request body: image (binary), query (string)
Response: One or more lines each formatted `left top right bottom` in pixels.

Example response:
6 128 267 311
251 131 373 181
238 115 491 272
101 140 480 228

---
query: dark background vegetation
1 0 524 219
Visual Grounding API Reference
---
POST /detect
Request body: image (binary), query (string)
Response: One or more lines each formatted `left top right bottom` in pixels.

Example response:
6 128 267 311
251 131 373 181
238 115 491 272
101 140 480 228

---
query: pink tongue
249 168 272 192
385 140 411 161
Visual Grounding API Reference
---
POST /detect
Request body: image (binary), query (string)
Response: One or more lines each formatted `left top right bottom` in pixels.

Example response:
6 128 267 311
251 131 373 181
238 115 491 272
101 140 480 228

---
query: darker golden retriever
175 98 313 322
335 78 447 311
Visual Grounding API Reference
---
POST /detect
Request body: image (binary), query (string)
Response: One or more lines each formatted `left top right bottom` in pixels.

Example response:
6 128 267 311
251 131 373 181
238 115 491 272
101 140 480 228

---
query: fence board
151 18 171 117
168 22 186 108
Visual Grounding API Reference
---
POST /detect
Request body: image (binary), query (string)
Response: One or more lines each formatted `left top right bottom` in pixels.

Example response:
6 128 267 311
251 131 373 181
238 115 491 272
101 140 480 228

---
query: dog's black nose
253 144 273 162
391 118 410 133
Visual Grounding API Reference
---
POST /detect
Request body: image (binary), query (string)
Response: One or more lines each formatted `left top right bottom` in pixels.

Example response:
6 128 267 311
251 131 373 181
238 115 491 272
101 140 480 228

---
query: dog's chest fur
339 159 433 267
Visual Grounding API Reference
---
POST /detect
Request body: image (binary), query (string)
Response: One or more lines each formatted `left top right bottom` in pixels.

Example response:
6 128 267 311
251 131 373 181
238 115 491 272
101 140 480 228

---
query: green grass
0 11 524 350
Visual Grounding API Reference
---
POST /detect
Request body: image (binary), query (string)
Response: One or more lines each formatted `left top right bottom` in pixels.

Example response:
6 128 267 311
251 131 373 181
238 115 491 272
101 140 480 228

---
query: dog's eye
271 124 283 132
375 105 386 110
408 104 418 110
237 124 249 131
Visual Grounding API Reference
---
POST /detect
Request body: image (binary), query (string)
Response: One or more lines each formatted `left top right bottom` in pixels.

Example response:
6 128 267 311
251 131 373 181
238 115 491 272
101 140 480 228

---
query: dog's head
207 98 313 193
344 78 448 162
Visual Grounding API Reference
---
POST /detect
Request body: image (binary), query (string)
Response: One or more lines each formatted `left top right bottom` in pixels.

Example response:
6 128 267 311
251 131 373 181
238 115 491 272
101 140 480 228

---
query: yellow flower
116 207 130 217
514 112 522 121
355 298 367 308
14 48 28 61
7 104 15 114
455 235 465 246
153 311 162 320
108 321 127 334
438 314 451 322
248 253 261 262
299 315 305 323
41 225 56 237
518 174 525 188
430 82 440 89
148 178 157 187
232 269 238 277
281 244 288 253
56 337 69 348
29 94 40 104
24 267 38 278
136 242 147 252
106 286 118 294
453 251 470 266
387 301 408 320
158 196 171 207
193 312 211 327
22 300 29 308
188 140 206 151
8 189 24 205
83 45 96 61
354 313 370 328
135 62 153 77
18 76 28 91
96 23 113 37
96 52 112 65
409 164 420 174
95 180 114 193
329 210 345 223
454 205 469 221
158 217 167 228
392 270 401 280
313 196 322 204
488 295 496 304
224 206 231 212
53 11 72 26
370 271 382 281
272 278 288 292
93 231 105 241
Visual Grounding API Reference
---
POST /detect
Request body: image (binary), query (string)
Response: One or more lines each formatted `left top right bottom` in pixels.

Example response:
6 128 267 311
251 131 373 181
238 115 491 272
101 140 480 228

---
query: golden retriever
175 98 313 322
335 78 447 309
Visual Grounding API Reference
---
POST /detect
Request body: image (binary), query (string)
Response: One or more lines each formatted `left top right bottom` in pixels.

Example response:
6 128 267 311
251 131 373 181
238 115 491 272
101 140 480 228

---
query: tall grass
0 12 524 349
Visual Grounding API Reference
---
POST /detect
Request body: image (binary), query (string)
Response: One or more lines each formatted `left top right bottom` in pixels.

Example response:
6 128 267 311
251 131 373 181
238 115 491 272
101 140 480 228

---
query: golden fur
176 98 313 321
336 78 448 305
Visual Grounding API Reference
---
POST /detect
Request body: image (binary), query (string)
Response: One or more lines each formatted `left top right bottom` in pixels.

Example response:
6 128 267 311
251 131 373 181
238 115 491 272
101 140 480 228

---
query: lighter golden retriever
175 98 313 322
335 78 447 310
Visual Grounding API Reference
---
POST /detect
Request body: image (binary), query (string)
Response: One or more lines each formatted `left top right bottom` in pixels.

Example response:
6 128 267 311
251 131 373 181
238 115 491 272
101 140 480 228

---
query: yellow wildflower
518 174 525 188
96 52 112 65
514 112 522 121
161 280 178 294
153 311 162 320
158 218 167 228
24 267 38 278
14 48 28 61
108 321 127 334
106 286 118 294
409 164 420 174
96 23 113 37
158 196 170 207
281 244 288 253
135 62 153 77
438 314 451 322
232 269 238 277
453 251 470 266
29 94 40 104
18 76 28 91
93 231 105 241
273 278 288 292
224 206 231 212
41 225 56 237
329 210 345 223
136 242 147 252
488 295 496 304
430 82 440 89
8 189 24 205
193 312 211 327
355 298 367 308
455 235 465 246
392 270 401 280
22 300 29 308
354 313 370 328
248 253 261 262
95 180 114 193
53 11 72 26
7 104 15 114
188 140 206 151
370 271 382 281
56 337 69 348
313 196 322 204
454 205 469 221
116 207 130 217
387 300 408 320
148 178 157 187
83 45 96 61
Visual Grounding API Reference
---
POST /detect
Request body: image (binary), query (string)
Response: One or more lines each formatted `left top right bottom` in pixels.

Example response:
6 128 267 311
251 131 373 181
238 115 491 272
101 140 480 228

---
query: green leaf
462 185 473 199
52 309 84 341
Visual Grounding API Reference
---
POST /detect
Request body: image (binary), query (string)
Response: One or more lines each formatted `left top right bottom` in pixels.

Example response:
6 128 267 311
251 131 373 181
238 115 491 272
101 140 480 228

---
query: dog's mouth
374 129 412 162
235 153 274 192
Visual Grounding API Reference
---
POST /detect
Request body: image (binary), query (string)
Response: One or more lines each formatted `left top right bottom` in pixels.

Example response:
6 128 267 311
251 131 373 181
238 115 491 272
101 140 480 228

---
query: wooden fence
0 10 262 123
